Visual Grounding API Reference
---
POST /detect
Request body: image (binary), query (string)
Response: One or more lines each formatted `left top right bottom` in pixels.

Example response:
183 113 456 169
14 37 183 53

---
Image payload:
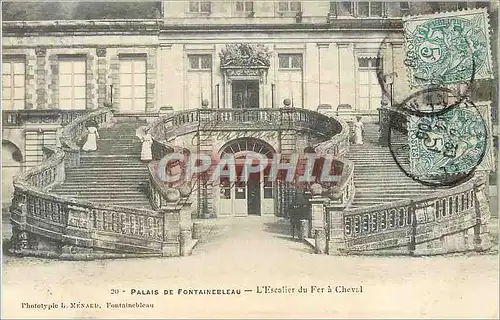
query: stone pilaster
146 49 157 112
85 53 95 109
317 43 336 107
337 43 355 108
110 54 120 110
48 53 59 109
25 53 37 109
326 205 347 255
35 47 47 109
96 47 107 106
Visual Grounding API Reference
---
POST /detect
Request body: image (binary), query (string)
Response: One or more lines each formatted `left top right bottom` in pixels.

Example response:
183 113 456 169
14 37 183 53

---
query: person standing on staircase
140 129 153 162
82 121 99 152
353 116 365 145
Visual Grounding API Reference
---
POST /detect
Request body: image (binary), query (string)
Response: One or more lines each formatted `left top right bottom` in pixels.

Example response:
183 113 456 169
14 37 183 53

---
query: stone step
54 190 148 196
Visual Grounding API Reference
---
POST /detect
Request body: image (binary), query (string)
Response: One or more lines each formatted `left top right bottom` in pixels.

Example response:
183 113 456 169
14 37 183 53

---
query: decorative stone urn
165 188 181 203
283 98 292 107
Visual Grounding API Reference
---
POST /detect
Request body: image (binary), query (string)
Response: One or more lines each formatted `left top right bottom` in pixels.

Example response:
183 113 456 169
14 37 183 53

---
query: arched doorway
2 140 24 209
217 138 275 217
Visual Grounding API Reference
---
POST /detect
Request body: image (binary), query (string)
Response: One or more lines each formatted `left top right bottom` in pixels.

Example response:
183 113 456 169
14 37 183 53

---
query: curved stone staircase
347 122 438 209
51 120 152 209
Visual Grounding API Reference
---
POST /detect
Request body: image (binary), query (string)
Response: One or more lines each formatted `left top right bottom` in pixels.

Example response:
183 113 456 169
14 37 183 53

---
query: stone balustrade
326 174 491 255
2 109 89 127
148 108 343 141
9 108 187 259
59 108 114 168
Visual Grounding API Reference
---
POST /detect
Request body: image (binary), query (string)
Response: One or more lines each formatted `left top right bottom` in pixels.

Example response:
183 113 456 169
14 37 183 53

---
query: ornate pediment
219 43 271 69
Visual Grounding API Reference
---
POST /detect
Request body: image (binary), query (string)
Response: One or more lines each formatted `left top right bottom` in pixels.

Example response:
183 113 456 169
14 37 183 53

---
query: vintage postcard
1 0 499 318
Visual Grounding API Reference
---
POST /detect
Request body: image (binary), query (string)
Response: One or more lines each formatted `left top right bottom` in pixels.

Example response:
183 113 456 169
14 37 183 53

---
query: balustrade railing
9 107 182 258
331 175 488 253
2 109 90 127
149 108 343 140
59 108 113 168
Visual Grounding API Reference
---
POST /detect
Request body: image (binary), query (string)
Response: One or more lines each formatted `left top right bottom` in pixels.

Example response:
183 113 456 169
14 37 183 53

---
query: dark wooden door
247 172 261 215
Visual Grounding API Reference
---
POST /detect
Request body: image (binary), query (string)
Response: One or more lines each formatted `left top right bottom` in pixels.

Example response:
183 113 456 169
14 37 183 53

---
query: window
236 1 254 12
357 1 384 17
263 166 273 199
220 177 231 199
2 57 25 110
400 1 410 10
278 1 301 12
336 2 353 15
59 56 86 110
188 55 212 70
440 2 468 11
189 1 211 13
119 56 146 112
278 54 303 69
357 57 383 110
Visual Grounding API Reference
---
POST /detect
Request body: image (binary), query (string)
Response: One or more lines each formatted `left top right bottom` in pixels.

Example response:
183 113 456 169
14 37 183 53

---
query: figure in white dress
140 132 153 162
82 126 99 151
353 116 365 145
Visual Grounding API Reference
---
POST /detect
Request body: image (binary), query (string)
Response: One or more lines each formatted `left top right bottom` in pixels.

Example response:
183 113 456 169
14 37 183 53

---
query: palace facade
2 1 498 214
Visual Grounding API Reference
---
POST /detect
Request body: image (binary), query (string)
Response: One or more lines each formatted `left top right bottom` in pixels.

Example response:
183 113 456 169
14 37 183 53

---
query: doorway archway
217 138 275 217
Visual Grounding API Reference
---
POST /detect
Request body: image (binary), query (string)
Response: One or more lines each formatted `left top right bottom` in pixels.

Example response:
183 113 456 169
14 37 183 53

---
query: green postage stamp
403 8 494 87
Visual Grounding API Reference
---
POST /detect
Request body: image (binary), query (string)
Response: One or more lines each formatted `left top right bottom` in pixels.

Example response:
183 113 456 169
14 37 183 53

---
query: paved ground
2 215 499 319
